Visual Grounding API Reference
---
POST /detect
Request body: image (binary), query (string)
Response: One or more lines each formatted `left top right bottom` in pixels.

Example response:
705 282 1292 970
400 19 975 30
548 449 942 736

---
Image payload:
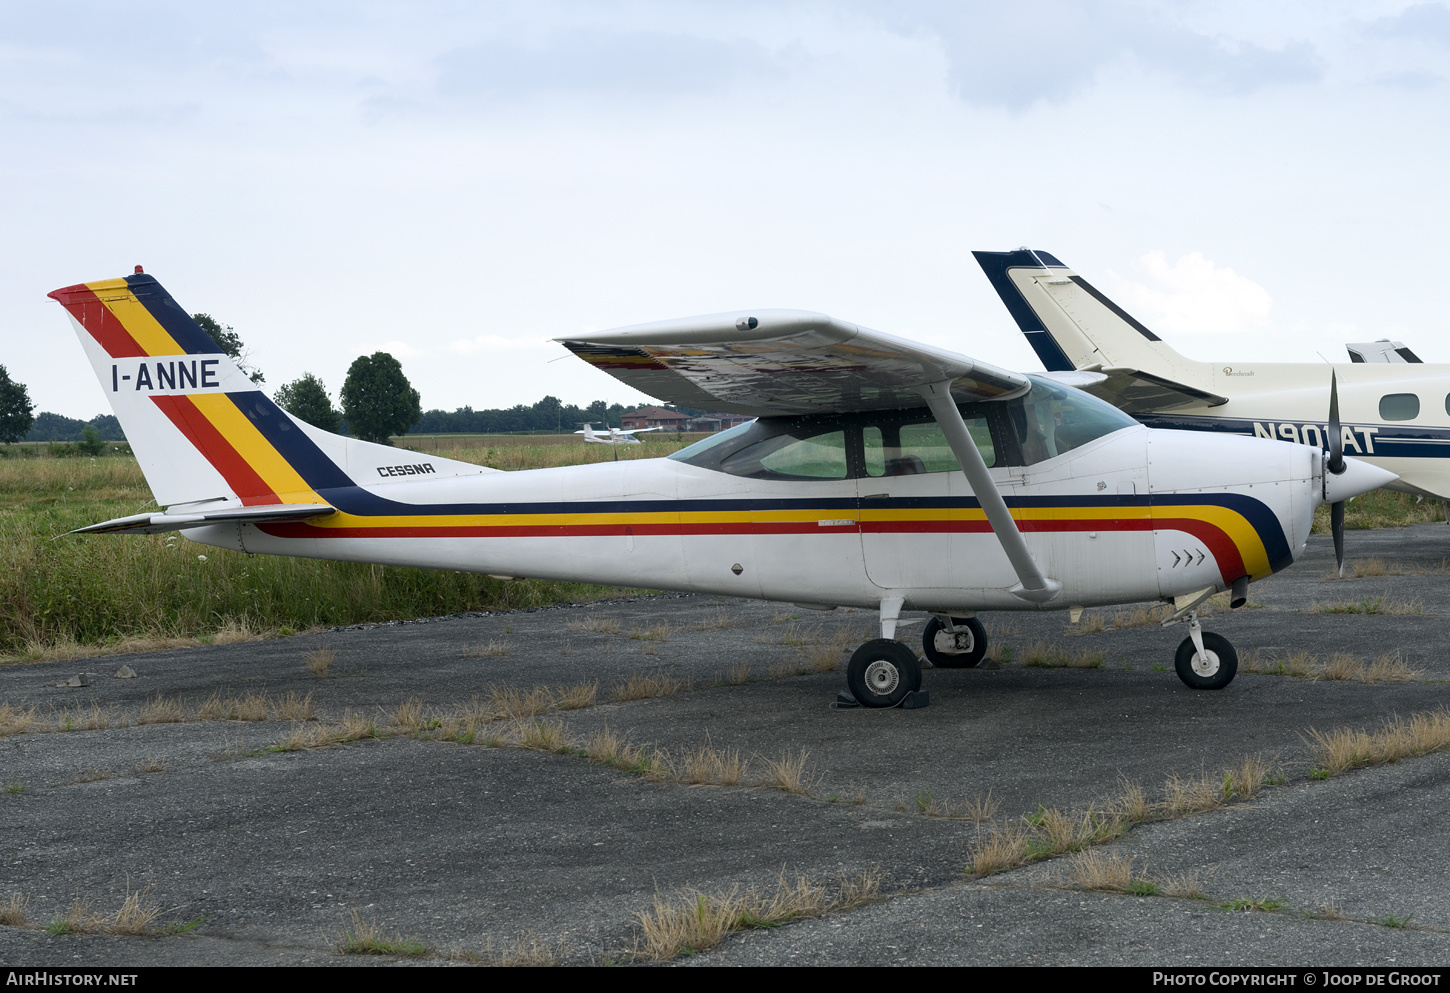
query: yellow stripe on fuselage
86 280 187 356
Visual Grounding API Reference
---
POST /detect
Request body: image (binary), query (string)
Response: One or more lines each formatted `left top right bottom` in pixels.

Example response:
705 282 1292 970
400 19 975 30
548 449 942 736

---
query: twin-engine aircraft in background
575 423 661 445
973 249 1450 502
51 272 1392 708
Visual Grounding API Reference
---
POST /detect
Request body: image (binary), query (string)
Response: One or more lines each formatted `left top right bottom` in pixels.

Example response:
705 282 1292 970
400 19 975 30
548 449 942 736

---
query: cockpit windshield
668 376 1136 479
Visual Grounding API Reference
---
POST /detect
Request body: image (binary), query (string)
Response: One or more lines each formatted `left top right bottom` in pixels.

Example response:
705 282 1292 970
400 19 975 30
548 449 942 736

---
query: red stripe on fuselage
150 395 279 506
47 283 147 358
256 515 1251 583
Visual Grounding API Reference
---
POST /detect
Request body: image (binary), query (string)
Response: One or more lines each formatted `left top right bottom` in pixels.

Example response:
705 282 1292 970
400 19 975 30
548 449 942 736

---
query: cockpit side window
862 416 995 476
1007 377 1137 465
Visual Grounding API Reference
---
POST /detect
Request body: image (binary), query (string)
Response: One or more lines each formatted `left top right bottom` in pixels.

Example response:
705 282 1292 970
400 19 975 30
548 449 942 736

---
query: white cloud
447 335 556 356
359 339 427 358
1106 251 1273 337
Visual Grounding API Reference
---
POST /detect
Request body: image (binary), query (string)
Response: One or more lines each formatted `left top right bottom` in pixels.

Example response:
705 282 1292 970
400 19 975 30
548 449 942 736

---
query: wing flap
71 502 336 535
560 310 1029 415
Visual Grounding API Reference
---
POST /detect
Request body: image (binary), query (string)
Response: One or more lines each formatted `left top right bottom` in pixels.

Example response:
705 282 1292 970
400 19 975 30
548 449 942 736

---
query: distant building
619 407 753 433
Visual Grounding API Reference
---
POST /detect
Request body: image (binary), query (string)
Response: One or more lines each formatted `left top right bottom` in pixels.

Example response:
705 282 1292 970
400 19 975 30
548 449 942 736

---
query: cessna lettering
377 464 438 478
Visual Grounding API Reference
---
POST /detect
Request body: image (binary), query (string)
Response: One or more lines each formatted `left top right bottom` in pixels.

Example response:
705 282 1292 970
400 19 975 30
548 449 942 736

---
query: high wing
562 309 1060 602
558 309 1030 416
71 502 336 535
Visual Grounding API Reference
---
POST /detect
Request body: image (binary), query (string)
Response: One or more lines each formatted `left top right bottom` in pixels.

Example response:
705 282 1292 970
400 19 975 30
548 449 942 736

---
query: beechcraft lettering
1252 422 1378 454
110 358 221 392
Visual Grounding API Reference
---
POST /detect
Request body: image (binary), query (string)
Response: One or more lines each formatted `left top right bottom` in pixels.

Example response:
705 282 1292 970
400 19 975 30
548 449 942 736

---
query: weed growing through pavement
5 781 25 794
461 640 509 658
1307 709 1450 776
1020 640 1106 669
566 616 622 635
304 647 336 677
1239 649 1422 682
632 869 882 962
628 623 672 643
1308 597 1425 615
609 672 690 702
339 911 428 957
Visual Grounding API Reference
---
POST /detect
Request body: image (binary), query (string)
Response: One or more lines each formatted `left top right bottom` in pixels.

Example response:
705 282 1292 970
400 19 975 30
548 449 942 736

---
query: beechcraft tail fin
971 249 1226 413
50 273 488 517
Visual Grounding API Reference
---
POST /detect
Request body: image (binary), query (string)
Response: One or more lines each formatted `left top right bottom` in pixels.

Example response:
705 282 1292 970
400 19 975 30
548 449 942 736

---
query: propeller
1327 371 1347 575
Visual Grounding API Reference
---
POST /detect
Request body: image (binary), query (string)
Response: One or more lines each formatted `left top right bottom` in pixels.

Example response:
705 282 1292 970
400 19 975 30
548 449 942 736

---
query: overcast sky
5 1 1450 419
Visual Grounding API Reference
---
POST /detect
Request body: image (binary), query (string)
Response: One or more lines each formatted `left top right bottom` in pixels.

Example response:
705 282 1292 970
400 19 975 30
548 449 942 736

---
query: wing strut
916 381 1062 604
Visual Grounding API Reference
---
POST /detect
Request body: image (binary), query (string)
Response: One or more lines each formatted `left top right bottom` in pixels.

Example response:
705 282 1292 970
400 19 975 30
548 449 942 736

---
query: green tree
341 352 421 445
0 365 35 444
192 312 265 384
274 373 341 433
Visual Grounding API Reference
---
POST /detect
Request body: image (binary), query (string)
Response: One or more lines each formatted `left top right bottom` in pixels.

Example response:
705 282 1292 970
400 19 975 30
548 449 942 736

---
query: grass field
0 437 694 663
1 436 1439 663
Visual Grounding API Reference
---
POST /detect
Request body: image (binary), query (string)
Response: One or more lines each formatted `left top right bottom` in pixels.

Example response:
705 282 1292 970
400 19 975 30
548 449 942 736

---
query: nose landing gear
1171 611 1238 690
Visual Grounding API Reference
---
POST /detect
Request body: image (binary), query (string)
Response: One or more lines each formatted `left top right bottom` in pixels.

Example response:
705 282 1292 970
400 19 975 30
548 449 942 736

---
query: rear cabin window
1380 393 1420 421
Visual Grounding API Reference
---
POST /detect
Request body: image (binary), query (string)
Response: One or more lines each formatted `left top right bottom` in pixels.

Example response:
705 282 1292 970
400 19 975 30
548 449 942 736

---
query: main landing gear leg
836 597 930 710
1173 611 1238 690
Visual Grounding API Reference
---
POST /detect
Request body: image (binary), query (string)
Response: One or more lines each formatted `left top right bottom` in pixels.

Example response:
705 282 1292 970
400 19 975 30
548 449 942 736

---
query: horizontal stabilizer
1042 366 1227 413
71 502 336 535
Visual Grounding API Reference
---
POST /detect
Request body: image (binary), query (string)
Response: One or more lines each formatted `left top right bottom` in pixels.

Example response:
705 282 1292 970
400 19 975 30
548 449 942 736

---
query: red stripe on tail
47 284 147 358
150 395 279 506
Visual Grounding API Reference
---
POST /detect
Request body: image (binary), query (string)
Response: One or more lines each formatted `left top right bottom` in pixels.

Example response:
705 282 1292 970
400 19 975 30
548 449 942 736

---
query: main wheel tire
922 616 988 668
847 639 923 708
1174 632 1238 690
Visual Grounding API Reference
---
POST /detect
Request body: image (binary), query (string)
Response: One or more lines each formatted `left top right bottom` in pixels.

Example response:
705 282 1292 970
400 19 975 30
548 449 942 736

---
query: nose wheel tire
847 639 923 708
1174 632 1238 690
922 616 988 668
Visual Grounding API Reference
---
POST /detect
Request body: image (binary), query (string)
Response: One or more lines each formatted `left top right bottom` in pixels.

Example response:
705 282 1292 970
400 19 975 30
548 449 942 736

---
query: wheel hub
863 659 900 695
1192 650 1220 677
933 628 974 654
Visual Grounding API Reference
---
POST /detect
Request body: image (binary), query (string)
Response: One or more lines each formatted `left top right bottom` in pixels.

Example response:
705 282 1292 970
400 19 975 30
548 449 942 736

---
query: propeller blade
1328 370 1345 475
1332 500 1345 576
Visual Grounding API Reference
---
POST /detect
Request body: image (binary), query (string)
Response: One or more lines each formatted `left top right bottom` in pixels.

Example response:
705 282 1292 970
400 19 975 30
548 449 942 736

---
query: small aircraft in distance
52 271 1393 708
973 248 1450 502
575 423 662 445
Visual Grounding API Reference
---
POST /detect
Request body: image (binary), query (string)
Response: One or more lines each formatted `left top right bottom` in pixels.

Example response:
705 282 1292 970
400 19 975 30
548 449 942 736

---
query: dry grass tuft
1242 649 1423 683
554 681 598 711
304 647 336 677
1160 772 1229 817
960 791 1000 823
0 893 29 927
693 611 734 631
137 695 185 725
109 887 162 936
1308 596 1425 616
628 622 673 643
1309 709 1450 776
633 869 881 961
511 718 571 753
1067 612 1108 635
461 640 509 658
968 823 1031 876
799 628 855 673
488 683 555 718
582 726 666 776
272 691 315 722
567 615 622 635
758 749 819 795
610 672 691 702
480 933 567 966
724 664 752 685
1067 849 1138 891
1021 640 1106 669
1110 604 1173 629
340 910 428 957
679 744 750 786
1156 870 1207 900
0 702 40 737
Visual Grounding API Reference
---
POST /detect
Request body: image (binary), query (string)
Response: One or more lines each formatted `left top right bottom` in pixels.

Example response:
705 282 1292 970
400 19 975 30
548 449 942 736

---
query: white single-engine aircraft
52 271 1393 707
973 248 1450 502
575 423 662 445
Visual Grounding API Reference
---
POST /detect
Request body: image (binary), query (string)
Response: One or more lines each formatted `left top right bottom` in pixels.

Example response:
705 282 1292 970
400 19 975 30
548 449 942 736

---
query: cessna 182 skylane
973 248 1450 501
51 272 1393 707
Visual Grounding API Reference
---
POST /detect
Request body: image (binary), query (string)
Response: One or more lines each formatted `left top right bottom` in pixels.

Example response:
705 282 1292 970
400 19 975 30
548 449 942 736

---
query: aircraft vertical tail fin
50 273 485 511
972 249 1204 384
